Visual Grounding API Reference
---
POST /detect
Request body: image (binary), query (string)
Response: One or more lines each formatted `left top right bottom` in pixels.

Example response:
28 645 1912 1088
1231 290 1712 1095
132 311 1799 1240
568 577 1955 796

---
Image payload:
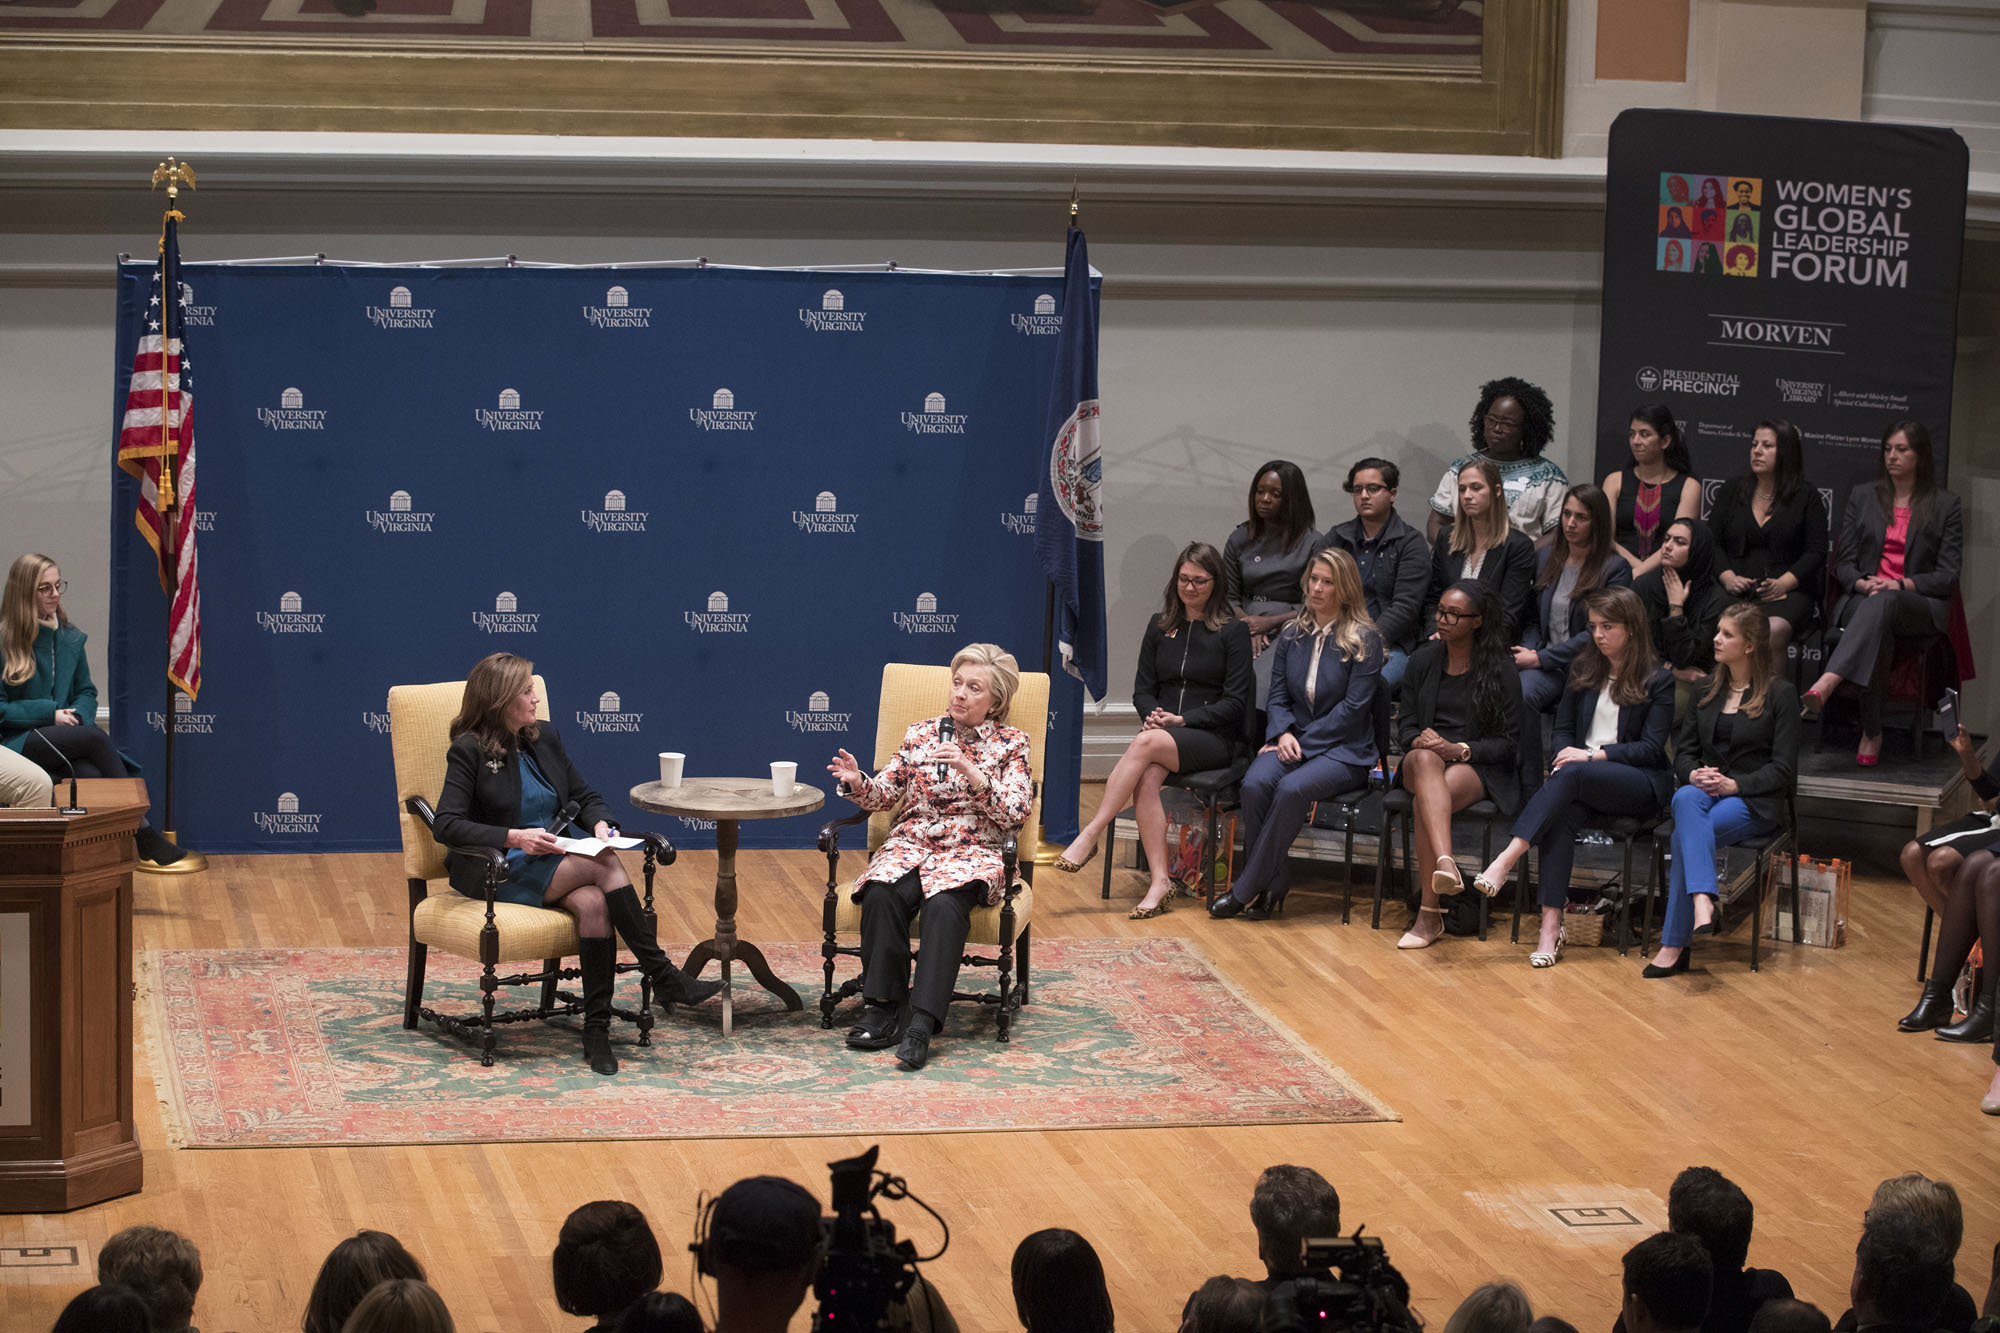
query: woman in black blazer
1707 419 1828 660
1804 420 1963 764
1635 517 1729 680
1061 541 1253 918
433 652 719 1075
1650 606 1801 976
1395 579 1525 950
1424 456 1537 643
1516 483 1632 712
1472 587 1674 967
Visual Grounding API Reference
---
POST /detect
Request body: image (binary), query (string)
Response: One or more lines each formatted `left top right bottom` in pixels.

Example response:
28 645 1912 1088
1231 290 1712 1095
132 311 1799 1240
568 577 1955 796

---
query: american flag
116 215 202 701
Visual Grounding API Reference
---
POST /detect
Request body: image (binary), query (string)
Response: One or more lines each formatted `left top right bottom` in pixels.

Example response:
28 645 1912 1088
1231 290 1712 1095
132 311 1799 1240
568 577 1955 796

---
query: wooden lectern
0 777 147 1212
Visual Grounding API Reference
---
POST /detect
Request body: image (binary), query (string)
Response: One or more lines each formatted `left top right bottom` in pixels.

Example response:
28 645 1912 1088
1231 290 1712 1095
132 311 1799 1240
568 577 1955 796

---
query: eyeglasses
1348 484 1390 497
1434 608 1482 625
35 581 68 596
1483 411 1524 428
1177 575 1214 588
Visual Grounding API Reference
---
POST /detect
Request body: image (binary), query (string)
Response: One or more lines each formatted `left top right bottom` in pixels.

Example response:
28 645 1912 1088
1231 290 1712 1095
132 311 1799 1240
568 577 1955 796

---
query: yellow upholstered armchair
388 676 676 1066
817 663 1048 1041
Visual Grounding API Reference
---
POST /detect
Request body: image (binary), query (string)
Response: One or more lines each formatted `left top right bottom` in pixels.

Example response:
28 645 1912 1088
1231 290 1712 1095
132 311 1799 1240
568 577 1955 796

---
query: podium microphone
29 727 86 815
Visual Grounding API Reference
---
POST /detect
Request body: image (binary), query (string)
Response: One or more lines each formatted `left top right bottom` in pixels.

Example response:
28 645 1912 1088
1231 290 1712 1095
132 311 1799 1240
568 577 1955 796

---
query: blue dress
492 750 564 907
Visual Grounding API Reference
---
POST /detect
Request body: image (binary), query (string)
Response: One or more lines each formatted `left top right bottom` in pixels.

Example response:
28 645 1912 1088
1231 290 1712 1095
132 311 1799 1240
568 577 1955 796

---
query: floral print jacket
848 716 1035 906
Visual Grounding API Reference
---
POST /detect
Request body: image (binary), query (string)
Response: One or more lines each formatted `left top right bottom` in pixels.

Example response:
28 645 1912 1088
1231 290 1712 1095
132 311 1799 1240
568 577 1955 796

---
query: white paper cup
659 752 685 788
771 761 798 797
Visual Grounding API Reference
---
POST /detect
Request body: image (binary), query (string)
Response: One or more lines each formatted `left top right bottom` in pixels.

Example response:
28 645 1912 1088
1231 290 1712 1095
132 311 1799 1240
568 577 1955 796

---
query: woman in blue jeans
1208 547 1383 921
1650 602 1800 976
1470 586 1674 968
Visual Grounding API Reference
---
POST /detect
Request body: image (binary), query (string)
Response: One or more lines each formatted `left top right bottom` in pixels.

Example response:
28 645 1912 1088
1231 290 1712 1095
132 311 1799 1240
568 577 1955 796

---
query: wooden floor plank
4 786 1995 1332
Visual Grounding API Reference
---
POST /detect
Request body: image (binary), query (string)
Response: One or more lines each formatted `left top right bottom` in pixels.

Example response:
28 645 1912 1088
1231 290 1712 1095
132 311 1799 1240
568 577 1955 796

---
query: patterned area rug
138 939 1393 1147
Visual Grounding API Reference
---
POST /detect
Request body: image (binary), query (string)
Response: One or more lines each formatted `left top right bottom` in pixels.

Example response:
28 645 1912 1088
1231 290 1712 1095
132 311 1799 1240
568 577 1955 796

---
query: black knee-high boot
578 937 619 1075
603 885 722 1008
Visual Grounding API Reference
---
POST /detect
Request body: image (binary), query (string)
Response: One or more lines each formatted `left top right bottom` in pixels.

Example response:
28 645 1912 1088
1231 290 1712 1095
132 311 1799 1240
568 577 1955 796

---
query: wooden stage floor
5 788 1996 1332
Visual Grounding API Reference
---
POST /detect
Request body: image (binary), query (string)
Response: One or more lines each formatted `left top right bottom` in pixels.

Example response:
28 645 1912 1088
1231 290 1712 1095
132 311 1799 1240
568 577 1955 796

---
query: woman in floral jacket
826 643 1035 1070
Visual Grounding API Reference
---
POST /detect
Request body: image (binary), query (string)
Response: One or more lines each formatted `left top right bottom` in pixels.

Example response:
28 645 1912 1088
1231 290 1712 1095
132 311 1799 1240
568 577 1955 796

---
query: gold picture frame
0 0 1562 155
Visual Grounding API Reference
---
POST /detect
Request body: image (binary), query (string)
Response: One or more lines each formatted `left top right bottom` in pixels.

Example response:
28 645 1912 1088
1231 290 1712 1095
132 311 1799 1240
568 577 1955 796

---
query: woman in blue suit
1471 587 1674 967
1516 483 1631 712
1209 547 1383 921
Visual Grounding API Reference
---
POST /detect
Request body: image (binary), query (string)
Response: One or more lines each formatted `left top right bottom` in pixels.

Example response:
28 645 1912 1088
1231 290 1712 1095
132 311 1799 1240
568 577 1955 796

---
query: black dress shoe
1898 981 1957 1032
1935 994 1995 1044
1642 949 1692 978
135 825 187 865
652 966 724 1007
1244 892 1289 922
1209 894 1247 920
895 1026 932 1069
845 1004 902 1050
582 1028 619 1076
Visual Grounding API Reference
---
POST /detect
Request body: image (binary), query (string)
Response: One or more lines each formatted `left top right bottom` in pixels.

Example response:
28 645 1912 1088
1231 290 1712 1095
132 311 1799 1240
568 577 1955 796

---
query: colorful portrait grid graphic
1657 173 1761 276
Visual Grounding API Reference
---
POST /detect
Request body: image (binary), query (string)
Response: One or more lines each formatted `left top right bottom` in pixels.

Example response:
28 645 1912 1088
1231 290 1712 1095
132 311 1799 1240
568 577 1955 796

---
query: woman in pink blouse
825 643 1036 1070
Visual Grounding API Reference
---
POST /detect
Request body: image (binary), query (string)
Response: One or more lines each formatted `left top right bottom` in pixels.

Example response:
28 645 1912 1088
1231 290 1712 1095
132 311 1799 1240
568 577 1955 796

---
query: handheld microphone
545 799 581 837
935 715 954 781
29 727 86 815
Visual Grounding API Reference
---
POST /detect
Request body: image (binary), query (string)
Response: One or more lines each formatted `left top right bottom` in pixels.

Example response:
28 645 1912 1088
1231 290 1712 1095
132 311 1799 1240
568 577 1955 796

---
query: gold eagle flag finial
151 157 196 230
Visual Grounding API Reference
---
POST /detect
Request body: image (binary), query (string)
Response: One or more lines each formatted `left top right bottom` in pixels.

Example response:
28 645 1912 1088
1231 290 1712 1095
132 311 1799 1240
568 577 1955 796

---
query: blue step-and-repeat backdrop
109 264 1091 852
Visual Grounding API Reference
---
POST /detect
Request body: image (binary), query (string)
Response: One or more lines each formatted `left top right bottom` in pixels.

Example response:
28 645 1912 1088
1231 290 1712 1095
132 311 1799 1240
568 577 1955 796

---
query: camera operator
695 1177 823 1333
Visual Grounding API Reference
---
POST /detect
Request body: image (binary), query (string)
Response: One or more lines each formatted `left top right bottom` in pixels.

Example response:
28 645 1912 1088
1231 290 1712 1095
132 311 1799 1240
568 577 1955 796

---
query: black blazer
1133 617 1253 739
1523 550 1633 669
1833 488 1963 633
1553 667 1676 808
1325 510 1431 655
1425 528 1537 644
432 725 613 894
1707 479 1829 592
1674 676 1800 827
1398 640 1527 815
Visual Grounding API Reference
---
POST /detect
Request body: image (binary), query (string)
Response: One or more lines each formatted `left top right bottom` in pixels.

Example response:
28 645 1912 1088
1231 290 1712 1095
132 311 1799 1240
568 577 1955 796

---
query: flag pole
1040 181 1081 681
142 157 206 876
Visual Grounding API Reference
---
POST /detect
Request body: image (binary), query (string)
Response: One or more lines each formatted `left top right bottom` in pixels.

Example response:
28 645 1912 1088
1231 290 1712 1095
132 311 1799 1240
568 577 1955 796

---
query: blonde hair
2 553 63 687
1291 547 1379 664
950 643 1021 724
1868 1173 1962 1258
337 1279 454 1333
449 653 539 761
1450 458 1511 559
1701 603 1774 717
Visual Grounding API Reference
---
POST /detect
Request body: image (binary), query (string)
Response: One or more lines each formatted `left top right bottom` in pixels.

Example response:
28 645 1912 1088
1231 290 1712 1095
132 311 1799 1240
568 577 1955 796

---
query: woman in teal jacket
1 553 184 864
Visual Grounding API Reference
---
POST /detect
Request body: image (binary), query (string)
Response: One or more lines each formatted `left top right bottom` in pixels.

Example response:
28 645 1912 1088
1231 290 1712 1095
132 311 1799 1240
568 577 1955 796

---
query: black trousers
1508 761 1664 910
857 868 986 1026
20 724 129 780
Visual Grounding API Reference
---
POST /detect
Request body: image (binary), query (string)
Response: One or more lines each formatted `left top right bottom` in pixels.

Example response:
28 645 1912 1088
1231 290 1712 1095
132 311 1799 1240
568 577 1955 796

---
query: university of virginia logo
366 490 435 533
1012 292 1061 336
366 285 436 329
584 285 652 329
582 489 647 533
577 689 643 734
787 691 854 734
362 707 392 735
148 690 215 735
477 388 544 431
800 288 865 333
257 591 326 633
177 281 217 328
902 393 968 435
793 491 858 534
1001 493 1037 536
258 387 328 431
686 590 750 633
893 593 959 634
255 791 321 835
474 591 539 634
692 388 756 431
1047 399 1104 541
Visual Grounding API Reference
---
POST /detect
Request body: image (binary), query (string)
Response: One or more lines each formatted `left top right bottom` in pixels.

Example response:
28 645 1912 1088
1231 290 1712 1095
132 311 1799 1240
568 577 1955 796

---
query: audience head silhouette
1249 1164 1340 1279
1011 1228 1113 1333
1622 1231 1712 1333
1444 1282 1533 1333
615 1291 705 1333
98 1225 202 1333
1669 1166 1757 1273
337 1278 454 1333
304 1230 426 1333
1747 1300 1830 1333
51 1283 155 1333
699 1176 822 1333
554 1201 663 1326
1181 1276 1264 1333
1849 1210 1952 1333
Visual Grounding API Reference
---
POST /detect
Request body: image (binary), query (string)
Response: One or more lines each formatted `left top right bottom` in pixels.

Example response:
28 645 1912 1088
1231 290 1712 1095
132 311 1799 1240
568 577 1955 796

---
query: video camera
812 1145 948 1332
1264 1229 1421 1333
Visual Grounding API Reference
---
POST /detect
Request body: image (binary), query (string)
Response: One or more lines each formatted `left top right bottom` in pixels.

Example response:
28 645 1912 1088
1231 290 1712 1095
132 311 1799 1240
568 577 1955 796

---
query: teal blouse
1 623 99 753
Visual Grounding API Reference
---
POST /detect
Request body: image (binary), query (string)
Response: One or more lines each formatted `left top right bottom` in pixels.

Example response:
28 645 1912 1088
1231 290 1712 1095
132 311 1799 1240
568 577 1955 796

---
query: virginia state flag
1033 227 1106 698
1033 228 1105 847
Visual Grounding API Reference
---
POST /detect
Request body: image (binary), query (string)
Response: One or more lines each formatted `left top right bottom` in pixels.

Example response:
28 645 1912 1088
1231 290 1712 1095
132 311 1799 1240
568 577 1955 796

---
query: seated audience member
696 1176 823 1333
615 1294 704 1333
1516 483 1630 712
51 1283 154 1333
1397 581 1526 950
1749 1303 1832 1333
338 1278 454 1333
1182 1277 1265 1333
828 643 1035 1070
1428 376 1569 545
1899 815 1999 1045
1058 542 1251 919
1326 457 1429 690
1708 420 1828 661
1622 1232 1713 1333
1472 587 1672 967
1427 457 1537 644
1844 1211 1954 1333
554 1201 663 1332
1247 1164 1340 1287
1012 1229 1114 1333
1603 404 1700 579
1530 1320 1583 1333
0 743 51 807
98 1225 202 1333
1803 420 1962 766
1667 1167 1794 1333
1648 604 1799 977
1224 459 1322 706
1636 519 1727 682
1444 1283 1533 1333
1209 548 1382 922
1836 1175 1979 1333
305 1231 428 1333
